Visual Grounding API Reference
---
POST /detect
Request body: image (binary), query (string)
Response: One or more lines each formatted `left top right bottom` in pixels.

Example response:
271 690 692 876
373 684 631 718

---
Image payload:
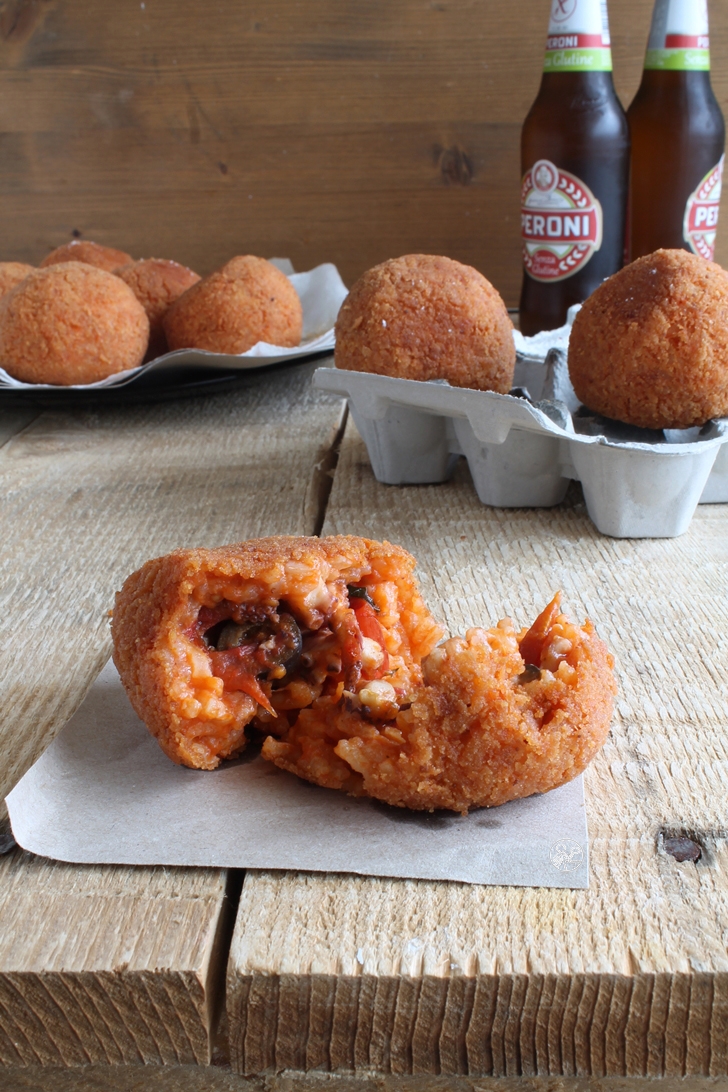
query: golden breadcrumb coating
334 254 516 392
40 239 133 272
0 262 34 300
0 262 149 385
569 248 728 429
113 537 615 812
116 258 201 358
163 255 303 354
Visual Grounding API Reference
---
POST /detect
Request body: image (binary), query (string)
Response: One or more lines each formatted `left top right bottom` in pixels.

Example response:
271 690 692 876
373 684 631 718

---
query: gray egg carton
313 348 728 539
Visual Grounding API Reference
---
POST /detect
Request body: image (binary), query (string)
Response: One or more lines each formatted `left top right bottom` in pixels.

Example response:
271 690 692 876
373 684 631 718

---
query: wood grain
227 424 728 1080
0 0 725 300
2 1071 728 1092
0 853 229 1067
0 359 345 1066
0 360 344 809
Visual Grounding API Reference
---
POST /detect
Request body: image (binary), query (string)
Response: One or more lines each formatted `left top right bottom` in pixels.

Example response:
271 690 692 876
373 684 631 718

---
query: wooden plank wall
0 0 726 305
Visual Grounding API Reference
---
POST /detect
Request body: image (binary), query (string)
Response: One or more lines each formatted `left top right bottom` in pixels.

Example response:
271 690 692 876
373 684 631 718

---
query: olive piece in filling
347 584 379 610
267 613 303 675
210 611 303 678
216 621 249 650
516 663 542 685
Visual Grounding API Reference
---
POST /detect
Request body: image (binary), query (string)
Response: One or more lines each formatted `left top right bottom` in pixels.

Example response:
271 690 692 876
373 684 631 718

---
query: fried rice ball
0 262 34 299
40 239 133 273
162 255 303 354
0 262 150 385
334 254 516 392
112 536 615 812
116 258 201 359
569 249 728 429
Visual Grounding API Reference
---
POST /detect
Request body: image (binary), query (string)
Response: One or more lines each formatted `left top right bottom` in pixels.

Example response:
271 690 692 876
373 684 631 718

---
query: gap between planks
307 401 349 538
1 1066 728 1091
210 398 349 1063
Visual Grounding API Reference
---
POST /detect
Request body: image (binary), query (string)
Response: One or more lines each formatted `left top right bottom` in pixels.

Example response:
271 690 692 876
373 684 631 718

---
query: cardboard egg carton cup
313 309 728 539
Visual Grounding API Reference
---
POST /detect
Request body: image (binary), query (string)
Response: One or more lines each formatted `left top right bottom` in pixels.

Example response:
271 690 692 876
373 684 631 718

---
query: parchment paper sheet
6 661 589 888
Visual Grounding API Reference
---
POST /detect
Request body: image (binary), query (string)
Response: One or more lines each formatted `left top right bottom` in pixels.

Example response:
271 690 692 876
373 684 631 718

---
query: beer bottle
519 0 629 335
627 0 725 262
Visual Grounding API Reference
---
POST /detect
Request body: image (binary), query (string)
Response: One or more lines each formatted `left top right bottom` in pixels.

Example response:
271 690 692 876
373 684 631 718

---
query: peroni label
521 160 603 282
683 157 723 260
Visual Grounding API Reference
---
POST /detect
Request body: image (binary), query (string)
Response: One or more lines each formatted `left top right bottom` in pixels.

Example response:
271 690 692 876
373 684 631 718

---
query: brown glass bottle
519 70 629 335
628 70 724 260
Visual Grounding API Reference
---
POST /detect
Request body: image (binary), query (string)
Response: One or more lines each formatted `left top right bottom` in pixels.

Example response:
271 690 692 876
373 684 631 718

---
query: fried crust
569 248 728 429
0 262 149 384
163 255 303 353
116 258 201 358
334 253 516 392
0 262 34 300
264 594 616 812
40 239 133 272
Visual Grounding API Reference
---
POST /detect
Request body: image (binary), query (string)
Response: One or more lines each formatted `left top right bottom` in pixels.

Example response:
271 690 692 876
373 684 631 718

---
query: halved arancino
112 536 615 812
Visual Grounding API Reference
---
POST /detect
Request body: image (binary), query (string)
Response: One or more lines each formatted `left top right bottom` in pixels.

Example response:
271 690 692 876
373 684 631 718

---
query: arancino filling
182 581 426 752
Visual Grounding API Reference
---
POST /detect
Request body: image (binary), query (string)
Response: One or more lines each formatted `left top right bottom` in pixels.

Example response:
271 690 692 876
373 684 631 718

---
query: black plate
0 351 334 407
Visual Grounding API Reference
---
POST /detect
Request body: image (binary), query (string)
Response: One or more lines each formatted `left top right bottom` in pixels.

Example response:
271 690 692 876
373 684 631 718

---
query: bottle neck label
543 0 613 73
645 0 710 70
521 160 603 281
683 156 723 259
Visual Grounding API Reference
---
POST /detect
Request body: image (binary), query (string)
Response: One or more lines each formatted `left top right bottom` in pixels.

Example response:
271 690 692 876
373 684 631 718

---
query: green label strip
644 48 710 71
544 48 613 73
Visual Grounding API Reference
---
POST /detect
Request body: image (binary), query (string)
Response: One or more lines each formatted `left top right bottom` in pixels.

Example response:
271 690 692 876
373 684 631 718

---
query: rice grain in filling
112 536 615 812
112 536 443 771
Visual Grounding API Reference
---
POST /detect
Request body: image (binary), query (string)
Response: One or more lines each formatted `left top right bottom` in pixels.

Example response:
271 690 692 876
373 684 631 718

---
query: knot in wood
0 0 54 44
435 144 473 186
663 834 701 863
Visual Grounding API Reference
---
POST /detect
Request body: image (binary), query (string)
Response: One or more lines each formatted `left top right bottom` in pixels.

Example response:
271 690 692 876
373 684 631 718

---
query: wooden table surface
0 357 726 1091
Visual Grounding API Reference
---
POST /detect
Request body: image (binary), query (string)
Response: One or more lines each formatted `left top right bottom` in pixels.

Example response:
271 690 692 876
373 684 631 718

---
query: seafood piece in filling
112 536 616 812
111 535 444 771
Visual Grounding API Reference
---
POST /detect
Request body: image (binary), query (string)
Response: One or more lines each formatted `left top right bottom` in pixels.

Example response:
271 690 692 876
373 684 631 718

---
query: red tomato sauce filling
188 587 391 721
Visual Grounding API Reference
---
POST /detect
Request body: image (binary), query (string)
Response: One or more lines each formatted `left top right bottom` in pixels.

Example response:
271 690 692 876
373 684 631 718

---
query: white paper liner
0 260 348 391
5 660 590 889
